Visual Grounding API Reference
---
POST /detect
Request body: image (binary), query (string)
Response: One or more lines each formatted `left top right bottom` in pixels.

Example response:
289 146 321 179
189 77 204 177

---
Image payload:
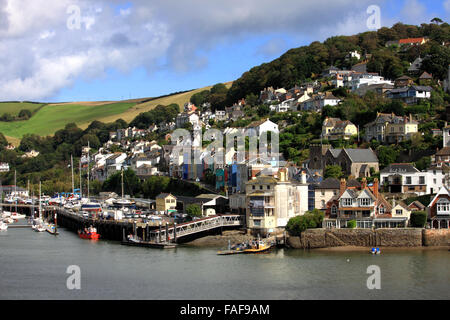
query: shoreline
311 245 449 252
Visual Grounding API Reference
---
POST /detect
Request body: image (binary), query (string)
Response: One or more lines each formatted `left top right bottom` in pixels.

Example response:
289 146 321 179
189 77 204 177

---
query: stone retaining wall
423 229 450 246
287 228 429 249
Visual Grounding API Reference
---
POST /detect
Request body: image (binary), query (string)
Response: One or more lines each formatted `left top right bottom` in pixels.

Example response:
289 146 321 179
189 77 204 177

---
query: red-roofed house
399 37 429 46
427 186 450 229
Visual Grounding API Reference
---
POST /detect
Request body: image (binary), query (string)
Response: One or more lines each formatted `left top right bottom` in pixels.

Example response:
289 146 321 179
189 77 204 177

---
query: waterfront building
156 193 177 214
427 186 450 229
0 162 10 172
245 168 308 236
322 178 407 229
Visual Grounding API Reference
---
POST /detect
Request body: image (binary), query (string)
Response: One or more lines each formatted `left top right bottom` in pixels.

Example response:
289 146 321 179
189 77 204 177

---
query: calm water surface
0 225 449 300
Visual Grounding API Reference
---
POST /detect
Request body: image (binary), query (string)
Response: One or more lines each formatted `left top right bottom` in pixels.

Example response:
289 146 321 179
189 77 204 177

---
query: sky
0 0 448 103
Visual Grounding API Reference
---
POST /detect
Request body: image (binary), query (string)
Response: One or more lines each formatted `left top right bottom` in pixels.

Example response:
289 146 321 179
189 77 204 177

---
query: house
364 113 419 143
215 110 227 122
322 66 340 77
0 162 10 172
394 75 414 88
346 73 393 92
380 163 427 195
155 193 177 214
427 186 450 229
229 193 246 216
105 152 127 178
434 147 450 165
1 185 29 198
386 85 432 104
355 83 394 96
346 50 361 61
391 201 411 225
246 119 279 137
398 37 429 47
408 57 423 74
314 177 340 210
426 163 449 195
21 150 40 158
418 71 433 85
322 117 358 141
246 169 308 236
300 92 341 112
351 61 368 73
408 200 426 212
323 178 402 228
176 112 200 128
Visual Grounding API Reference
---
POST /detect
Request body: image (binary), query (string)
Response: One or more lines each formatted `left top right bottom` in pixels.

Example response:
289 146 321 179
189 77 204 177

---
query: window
434 179 437 184
333 190 337 196
260 185 263 190
321 200 325 208
419 176 425 184
437 199 450 213
342 198 353 206
396 209 402 215
379 206 385 214
252 186 255 190
360 198 371 206
331 206 337 215
406 177 411 185
321 190 325 196
267 185 270 190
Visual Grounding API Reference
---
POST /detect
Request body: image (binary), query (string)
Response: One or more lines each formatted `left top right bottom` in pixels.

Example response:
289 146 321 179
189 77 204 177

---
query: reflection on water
0 227 448 300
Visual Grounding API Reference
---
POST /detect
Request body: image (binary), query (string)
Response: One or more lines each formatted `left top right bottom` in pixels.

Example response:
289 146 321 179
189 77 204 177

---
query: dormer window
360 198 371 206
342 198 353 206
379 205 385 214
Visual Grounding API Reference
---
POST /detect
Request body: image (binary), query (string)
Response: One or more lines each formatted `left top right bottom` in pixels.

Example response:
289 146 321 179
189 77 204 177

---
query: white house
246 119 279 137
176 112 200 128
426 164 449 195
347 73 394 92
0 162 9 172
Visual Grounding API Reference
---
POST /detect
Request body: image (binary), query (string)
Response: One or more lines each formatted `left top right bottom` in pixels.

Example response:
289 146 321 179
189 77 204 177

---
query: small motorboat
34 225 46 232
243 239 272 254
371 247 381 254
46 224 59 235
78 226 100 240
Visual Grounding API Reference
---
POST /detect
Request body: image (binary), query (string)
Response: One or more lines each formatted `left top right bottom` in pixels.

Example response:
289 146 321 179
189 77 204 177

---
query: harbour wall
286 228 449 249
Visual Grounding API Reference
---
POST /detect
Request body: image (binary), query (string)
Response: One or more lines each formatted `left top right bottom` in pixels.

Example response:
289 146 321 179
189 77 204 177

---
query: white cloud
0 0 393 101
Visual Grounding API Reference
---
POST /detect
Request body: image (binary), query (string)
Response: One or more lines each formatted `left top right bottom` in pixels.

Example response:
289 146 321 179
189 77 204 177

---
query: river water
0 225 448 300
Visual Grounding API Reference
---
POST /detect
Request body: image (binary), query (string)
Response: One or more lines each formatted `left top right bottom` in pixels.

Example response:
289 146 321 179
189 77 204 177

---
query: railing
149 215 243 243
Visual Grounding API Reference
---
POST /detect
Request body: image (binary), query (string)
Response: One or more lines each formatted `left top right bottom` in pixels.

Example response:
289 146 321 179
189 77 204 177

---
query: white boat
1 211 11 218
0 222 8 231
10 212 26 220
3 217 14 224
35 224 46 232
46 224 59 235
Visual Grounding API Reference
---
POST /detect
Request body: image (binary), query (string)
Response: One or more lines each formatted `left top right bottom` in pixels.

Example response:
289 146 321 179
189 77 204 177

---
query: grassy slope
0 102 136 138
0 81 233 138
0 102 45 116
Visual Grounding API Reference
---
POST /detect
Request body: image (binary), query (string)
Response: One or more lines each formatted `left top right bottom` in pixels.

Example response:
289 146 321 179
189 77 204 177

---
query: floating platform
217 250 245 255
121 240 177 249
7 225 32 229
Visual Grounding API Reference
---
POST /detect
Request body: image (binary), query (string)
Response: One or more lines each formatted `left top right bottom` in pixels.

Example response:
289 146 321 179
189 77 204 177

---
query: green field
0 102 46 117
0 102 136 138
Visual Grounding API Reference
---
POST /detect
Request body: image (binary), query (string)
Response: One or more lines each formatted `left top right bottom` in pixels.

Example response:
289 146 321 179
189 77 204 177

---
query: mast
79 160 82 199
121 167 124 201
71 155 74 195
87 142 90 201
39 181 42 220
14 170 17 213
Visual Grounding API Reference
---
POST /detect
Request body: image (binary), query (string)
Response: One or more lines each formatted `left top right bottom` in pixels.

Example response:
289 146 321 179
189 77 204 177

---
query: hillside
0 82 232 140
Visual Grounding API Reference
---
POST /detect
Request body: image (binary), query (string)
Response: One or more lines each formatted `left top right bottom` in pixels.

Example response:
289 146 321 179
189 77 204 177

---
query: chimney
340 178 347 196
409 114 412 122
373 178 379 198
361 177 367 189
301 171 307 184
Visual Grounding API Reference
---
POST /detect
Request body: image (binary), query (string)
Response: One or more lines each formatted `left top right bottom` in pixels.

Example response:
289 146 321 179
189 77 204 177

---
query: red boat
78 227 100 240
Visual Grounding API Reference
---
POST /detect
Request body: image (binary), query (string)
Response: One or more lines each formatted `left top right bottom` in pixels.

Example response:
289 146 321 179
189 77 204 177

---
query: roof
380 163 420 174
419 71 433 79
436 147 450 156
156 193 175 199
246 175 278 185
316 177 340 190
344 149 378 163
246 118 272 128
407 200 426 210
399 38 426 44
395 75 412 81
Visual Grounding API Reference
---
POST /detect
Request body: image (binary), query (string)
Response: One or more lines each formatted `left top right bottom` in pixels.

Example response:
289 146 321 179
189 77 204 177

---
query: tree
431 17 443 25
324 165 344 179
0 132 8 149
377 145 399 168
410 211 427 228
18 109 32 119
186 204 202 218
347 220 356 228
